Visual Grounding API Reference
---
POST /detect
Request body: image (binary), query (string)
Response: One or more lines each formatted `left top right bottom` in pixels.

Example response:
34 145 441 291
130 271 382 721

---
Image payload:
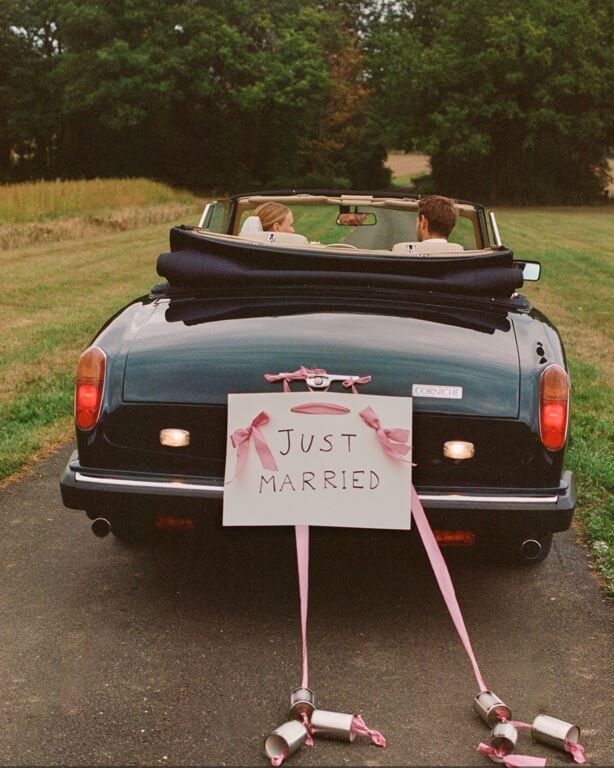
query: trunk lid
123 296 520 417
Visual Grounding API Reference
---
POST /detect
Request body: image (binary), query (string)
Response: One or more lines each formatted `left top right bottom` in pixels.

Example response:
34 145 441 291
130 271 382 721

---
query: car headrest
239 215 264 235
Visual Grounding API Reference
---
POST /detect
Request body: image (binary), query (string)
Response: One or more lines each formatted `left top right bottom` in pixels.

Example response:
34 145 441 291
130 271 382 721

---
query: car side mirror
521 261 541 281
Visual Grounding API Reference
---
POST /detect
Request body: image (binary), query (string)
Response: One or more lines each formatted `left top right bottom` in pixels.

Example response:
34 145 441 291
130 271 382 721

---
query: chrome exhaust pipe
91 517 111 538
521 538 542 560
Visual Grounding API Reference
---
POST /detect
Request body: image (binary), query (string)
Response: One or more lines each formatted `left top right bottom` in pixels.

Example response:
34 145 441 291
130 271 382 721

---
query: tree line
1 0 612 204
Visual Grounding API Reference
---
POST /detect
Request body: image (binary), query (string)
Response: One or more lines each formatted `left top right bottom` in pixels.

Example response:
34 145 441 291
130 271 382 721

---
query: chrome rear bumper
60 451 575 526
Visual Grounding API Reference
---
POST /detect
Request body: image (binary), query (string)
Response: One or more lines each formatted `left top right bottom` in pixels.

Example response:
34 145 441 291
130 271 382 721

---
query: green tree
368 0 614 203
1 0 388 190
298 12 391 188
0 0 64 180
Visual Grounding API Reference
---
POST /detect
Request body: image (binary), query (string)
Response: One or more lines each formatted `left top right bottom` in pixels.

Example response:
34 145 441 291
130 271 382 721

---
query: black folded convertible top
157 226 523 299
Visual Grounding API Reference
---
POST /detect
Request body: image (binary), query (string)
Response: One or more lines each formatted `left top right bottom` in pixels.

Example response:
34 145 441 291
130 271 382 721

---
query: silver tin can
487 722 518 763
310 709 356 742
473 691 512 727
289 687 315 720
264 720 308 762
532 714 580 751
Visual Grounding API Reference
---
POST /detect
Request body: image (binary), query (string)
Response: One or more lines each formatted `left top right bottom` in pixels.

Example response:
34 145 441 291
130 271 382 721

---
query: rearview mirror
336 211 377 226
521 261 541 281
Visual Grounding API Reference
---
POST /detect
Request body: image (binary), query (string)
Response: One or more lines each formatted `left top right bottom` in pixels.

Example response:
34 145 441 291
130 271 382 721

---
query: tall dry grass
0 177 202 249
0 177 195 224
0 202 200 250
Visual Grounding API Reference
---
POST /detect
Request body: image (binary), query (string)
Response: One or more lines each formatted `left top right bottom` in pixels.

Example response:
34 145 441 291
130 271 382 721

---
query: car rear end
60 289 574 559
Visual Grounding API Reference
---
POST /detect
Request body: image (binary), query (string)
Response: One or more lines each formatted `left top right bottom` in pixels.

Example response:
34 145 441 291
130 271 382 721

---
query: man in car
415 195 461 250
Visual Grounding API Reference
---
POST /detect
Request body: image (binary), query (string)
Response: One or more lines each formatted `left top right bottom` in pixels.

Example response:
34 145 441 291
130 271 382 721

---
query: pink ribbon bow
342 375 372 393
351 714 387 747
565 741 586 764
225 411 278 484
478 743 546 767
264 366 328 392
359 406 410 460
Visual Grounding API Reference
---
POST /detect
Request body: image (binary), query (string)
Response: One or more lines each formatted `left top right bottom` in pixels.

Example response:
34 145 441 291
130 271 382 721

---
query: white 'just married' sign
223 391 412 529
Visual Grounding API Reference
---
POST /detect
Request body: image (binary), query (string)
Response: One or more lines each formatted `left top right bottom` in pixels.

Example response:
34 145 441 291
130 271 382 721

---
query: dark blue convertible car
60 191 575 562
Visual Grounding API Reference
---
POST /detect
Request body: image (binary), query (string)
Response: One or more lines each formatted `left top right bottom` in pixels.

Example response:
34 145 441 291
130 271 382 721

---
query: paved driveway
0 445 612 766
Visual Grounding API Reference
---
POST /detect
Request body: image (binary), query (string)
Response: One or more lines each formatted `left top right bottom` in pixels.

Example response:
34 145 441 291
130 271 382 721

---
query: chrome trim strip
419 493 558 504
197 200 217 229
489 211 502 246
305 373 362 389
75 472 559 504
75 472 223 494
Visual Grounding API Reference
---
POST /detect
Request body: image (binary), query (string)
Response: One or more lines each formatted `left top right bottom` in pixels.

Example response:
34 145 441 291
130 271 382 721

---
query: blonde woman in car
254 202 296 233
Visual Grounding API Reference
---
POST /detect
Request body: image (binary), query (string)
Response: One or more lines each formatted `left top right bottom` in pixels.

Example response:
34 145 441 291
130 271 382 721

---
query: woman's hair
253 202 290 231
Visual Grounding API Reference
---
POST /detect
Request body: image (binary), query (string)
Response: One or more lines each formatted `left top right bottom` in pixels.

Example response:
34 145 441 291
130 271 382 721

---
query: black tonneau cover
157 226 523 298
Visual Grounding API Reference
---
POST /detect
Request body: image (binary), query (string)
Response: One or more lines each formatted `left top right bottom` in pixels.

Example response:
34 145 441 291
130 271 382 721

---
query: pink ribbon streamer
295 525 310 691
351 714 387 747
411 486 488 692
269 528 311 768
565 741 586 764
359 406 411 461
291 402 351 415
504 720 532 731
225 411 278 484
478 744 547 767
301 712 314 747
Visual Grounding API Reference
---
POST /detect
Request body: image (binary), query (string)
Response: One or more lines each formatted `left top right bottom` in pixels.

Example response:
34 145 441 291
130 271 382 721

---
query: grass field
1 179 202 482
1 180 612 590
0 178 198 250
497 207 613 590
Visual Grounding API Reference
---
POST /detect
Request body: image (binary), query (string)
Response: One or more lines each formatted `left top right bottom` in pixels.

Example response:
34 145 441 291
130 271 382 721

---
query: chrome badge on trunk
412 384 463 399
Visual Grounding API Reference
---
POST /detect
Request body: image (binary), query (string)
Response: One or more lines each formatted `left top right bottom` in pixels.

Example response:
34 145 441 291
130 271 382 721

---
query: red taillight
434 530 476 547
155 516 194 531
75 346 106 430
539 364 569 451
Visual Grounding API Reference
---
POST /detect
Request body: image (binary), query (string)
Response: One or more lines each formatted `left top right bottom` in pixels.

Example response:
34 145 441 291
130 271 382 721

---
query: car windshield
236 202 479 250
